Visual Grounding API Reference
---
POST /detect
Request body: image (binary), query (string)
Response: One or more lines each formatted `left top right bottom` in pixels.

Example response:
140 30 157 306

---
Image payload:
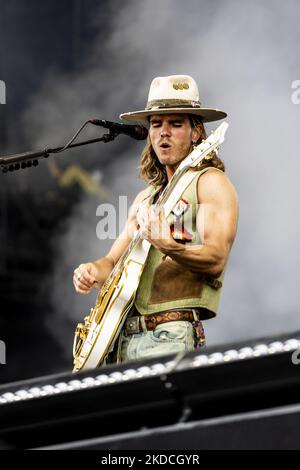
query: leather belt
123 310 197 336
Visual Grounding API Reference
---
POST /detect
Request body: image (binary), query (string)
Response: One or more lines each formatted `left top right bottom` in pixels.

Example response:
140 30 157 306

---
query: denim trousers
118 319 202 363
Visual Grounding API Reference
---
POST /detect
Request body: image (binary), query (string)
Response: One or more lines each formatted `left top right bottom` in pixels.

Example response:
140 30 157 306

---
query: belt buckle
125 316 140 335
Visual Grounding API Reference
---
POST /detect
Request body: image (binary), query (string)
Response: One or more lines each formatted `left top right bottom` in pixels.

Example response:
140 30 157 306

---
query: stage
0 331 300 450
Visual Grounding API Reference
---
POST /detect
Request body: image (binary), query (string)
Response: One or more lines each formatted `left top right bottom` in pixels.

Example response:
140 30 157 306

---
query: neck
166 165 177 182
165 146 193 181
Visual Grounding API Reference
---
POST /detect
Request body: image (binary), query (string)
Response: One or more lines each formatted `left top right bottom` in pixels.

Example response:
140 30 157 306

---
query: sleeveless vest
134 167 226 320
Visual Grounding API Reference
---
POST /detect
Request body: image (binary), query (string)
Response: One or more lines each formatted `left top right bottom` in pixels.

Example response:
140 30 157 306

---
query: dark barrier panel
0 330 300 449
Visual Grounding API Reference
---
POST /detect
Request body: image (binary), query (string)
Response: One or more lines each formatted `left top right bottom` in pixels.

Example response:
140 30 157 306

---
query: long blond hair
139 114 225 188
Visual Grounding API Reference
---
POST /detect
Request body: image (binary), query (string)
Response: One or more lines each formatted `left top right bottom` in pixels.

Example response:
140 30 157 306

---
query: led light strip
0 338 299 406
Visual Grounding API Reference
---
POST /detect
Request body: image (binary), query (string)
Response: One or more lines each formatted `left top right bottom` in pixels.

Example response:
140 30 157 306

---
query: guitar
72 121 229 372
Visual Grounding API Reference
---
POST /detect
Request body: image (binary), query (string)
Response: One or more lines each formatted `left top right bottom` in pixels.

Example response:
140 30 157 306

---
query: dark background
0 0 117 382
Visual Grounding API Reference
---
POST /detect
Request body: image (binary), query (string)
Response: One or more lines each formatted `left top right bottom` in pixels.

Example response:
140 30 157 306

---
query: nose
160 122 171 137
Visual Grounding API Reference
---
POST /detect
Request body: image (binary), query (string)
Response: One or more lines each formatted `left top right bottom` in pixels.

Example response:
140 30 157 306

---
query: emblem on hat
173 82 189 90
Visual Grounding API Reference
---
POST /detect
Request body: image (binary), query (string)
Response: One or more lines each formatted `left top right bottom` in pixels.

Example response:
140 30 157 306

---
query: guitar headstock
205 121 229 146
178 121 229 170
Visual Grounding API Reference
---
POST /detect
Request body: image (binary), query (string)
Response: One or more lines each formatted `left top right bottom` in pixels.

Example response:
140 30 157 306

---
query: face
149 113 201 168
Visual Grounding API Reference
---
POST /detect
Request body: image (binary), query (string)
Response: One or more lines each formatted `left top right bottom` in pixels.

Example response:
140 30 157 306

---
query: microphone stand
0 128 118 174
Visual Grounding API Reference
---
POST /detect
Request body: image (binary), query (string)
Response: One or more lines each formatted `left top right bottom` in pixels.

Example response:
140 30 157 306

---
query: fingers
138 205 157 239
139 206 170 242
136 205 148 229
73 272 91 294
78 264 96 286
73 264 96 294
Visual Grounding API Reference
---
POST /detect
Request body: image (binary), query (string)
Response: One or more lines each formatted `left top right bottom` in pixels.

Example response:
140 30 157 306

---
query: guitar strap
143 167 211 213
163 167 211 217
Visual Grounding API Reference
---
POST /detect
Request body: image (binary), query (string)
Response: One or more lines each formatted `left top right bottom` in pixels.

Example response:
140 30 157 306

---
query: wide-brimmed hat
120 74 227 124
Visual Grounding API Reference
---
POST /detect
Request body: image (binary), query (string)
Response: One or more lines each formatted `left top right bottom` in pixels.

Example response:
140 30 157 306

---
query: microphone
89 119 148 140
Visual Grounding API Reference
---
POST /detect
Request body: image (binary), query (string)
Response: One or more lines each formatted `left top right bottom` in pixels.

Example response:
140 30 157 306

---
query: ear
191 124 202 143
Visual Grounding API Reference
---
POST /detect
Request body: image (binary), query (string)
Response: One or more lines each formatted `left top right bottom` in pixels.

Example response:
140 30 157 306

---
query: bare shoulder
130 187 149 210
197 168 239 206
133 187 150 205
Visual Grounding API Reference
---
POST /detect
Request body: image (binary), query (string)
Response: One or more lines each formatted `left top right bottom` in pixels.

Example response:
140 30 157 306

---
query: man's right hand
73 257 115 295
72 189 149 295
73 262 99 295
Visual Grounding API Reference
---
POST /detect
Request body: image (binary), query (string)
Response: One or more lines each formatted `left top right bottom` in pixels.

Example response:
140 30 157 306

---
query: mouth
159 142 172 149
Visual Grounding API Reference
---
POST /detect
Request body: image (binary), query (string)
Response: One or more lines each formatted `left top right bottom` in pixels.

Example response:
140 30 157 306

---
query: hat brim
120 107 227 124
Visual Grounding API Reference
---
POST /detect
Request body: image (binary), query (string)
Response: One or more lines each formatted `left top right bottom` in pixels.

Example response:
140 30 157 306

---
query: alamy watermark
291 349 300 365
0 80 6 104
96 196 128 240
95 195 202 243
291 80 300 104
0 340 6 365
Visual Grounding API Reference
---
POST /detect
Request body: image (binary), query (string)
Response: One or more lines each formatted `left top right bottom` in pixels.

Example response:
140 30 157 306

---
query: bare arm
168 169 239 276
73 188 149 294
139 169 239 278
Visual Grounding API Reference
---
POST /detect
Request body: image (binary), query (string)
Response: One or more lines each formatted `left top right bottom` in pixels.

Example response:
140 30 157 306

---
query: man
73 75 239 364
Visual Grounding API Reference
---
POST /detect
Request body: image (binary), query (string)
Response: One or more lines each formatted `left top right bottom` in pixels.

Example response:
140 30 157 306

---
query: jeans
118 320 202 363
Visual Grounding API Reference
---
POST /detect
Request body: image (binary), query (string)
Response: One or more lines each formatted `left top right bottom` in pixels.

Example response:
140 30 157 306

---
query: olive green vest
134 167 225 320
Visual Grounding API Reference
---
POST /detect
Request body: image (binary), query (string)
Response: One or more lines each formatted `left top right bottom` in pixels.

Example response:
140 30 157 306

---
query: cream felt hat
120 74 227 124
